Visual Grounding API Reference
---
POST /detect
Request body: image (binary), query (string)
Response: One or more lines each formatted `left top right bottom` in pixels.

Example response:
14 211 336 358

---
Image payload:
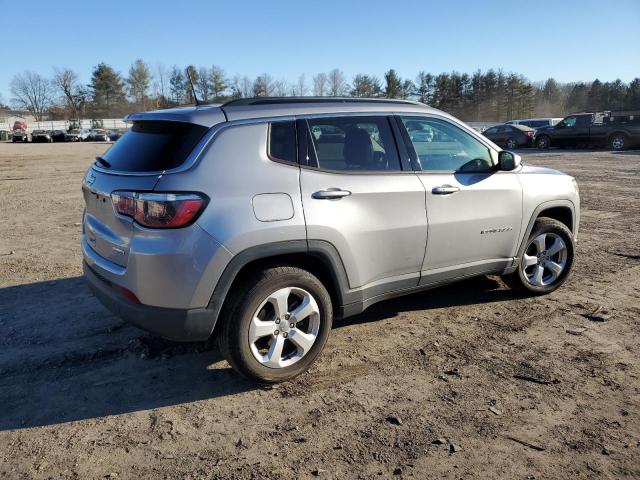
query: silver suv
82 98 580 382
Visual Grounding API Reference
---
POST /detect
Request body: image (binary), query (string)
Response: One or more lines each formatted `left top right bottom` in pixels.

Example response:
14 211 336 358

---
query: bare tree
295 74 307 96
253 74 273 97
328 68 348 96
313 73 328 96
272 78 289 97
197 67 211 102
11 71 53 121
154 63 169 106
210 66 227 100
52 67 85 119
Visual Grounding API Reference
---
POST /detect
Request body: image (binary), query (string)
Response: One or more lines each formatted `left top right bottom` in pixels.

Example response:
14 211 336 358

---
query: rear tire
536 135 550 150
503 217 574 295
219 266 333 383
506 138 518 149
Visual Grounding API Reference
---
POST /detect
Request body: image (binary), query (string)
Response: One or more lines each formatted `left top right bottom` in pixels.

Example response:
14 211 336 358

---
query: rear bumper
84 261 216 342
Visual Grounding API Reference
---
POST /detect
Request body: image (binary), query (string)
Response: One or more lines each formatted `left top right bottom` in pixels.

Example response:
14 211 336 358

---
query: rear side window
269 121 297 164
101 121 208 172
306 116 401 172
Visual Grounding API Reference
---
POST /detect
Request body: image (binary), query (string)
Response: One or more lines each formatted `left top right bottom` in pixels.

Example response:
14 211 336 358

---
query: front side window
400 116 494 172
306 116 401 172
484 126 499 135
269 121 297 164
563 116 577 127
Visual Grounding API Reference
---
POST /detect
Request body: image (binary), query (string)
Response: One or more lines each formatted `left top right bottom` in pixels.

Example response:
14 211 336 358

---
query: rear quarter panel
154 122 307 255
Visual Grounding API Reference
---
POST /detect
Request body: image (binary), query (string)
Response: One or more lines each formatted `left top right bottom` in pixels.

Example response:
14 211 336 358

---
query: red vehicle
12 120 28 131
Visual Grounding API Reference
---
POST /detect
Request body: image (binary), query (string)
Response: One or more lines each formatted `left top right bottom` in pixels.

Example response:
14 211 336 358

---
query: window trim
299 115 410 175
395 114 498 173
267 120 299 165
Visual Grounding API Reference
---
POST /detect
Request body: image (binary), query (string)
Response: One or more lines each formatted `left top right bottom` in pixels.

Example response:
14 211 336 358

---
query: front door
397 115 523 283
298 115 427 293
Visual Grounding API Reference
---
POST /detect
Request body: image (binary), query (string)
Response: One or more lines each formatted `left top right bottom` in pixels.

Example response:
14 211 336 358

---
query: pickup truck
535 110 640 151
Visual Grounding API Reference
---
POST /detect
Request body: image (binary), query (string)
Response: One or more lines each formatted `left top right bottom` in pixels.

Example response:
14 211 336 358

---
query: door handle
432 185 460 195
312 189 352 200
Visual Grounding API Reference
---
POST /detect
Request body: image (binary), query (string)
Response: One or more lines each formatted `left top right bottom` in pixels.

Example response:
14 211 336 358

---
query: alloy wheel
611 136 624 150
521 232 568 287
248 287 321 368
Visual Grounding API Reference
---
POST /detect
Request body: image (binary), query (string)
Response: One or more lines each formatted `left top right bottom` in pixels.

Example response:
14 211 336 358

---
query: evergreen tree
384 69 402 98
169 65 185 105
89 63 125 117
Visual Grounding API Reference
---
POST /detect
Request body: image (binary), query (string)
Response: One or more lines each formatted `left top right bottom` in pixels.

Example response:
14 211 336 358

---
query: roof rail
221 96 423 107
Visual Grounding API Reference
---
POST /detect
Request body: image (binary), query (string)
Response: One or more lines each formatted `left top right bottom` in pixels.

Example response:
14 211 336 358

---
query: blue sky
1 0 639 102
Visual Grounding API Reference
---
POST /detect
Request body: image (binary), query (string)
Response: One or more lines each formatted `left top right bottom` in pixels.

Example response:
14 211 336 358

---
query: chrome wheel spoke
532 265 545 286
268 288 291 319
547 238 565 256
523 253 538 267
288 329 316 355
249 316 275 341
290 295 319 324
264 334 285 368
532 234 546 254
546 260 564 278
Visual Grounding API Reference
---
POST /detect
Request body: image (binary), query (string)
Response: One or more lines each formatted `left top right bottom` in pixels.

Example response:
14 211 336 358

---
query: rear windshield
100 121 208 172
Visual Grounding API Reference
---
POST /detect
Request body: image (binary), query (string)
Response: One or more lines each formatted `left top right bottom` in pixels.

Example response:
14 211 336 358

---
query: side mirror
498 151 521 171
556 122 565 129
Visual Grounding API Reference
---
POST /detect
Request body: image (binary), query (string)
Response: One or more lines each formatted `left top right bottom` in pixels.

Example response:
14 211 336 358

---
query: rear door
82 121 208 268
396 115 523 283
298 115 427 293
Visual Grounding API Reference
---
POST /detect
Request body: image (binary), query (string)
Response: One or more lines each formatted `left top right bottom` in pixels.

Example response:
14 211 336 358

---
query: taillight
111 191 207 228
525 131 534 138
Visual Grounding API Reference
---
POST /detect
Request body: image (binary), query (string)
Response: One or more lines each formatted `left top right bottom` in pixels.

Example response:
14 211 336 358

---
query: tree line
6 59 640 122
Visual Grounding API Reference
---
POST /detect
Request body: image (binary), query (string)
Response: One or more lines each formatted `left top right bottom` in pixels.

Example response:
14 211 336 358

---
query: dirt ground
0 142 638 480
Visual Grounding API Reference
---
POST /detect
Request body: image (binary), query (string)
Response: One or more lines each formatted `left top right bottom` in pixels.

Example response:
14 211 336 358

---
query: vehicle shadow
0 274 518 431
338 275 519 328
0 277 253 431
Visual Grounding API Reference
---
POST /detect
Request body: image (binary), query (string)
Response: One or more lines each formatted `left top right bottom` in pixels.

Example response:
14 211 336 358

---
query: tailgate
82 167 159 267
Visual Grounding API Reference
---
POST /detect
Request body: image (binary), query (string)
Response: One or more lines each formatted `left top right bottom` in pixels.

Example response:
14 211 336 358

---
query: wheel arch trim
206 239 351 333
516 200 576 260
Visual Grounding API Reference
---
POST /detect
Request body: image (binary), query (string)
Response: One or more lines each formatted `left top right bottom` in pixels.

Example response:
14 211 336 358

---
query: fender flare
516 199 576 260
205 239 351 332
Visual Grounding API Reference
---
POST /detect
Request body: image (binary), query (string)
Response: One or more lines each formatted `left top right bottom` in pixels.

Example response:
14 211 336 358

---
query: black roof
222 96 423 107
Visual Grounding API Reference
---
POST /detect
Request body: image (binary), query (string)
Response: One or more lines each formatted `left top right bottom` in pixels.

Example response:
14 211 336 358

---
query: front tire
536 135 550 150
219 266 333 383
504 217 574 295
610 133 627 151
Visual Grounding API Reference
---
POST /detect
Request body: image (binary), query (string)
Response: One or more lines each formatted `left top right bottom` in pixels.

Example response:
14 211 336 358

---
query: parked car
32 130 53 143
86 129 110 142
107 129 126 141
11 129 29 142
82 97 580 383
506 118 563 129
12 120 28 131
50 130 68 142
535 110 640 150
66 129 90 142
482 124 535 149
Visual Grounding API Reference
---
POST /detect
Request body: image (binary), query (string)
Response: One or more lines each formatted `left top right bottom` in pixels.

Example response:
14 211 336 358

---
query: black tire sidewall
610 134 626 151
222 268 333 383
506 138 517 149
516 219 574 294
536 136 550 149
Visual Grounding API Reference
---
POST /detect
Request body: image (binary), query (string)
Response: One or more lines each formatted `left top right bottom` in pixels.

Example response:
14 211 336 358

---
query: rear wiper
95 156 111 168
